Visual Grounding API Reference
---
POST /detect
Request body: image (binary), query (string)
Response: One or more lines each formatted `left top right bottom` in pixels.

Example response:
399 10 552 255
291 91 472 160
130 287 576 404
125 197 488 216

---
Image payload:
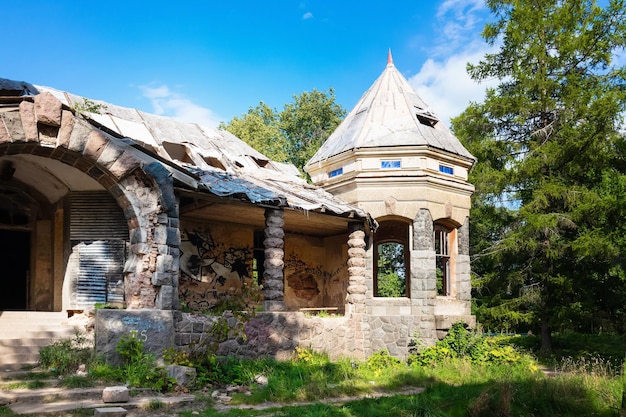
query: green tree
279 88 346 173
376 242 406 297
221 89 346 176
219 102 287 163
452 0 626 352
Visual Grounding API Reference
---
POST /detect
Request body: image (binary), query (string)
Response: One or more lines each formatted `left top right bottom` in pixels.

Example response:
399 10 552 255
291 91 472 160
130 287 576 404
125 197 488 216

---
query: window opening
376 242 406 297
329 167 343 178
374 220 410 297
381 160 401 169
439 165 454 175
415 108 439 127
434 226 450 296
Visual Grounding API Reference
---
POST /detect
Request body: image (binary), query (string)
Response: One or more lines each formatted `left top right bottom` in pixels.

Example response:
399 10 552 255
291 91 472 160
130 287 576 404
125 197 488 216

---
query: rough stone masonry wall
174 310 420 361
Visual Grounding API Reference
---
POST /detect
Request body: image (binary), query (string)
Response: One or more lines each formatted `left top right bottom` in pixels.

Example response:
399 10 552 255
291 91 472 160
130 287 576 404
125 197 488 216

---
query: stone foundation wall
174 311 421 361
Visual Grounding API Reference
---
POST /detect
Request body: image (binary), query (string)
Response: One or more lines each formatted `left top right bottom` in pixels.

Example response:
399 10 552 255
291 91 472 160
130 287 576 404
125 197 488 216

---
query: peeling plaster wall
178 219 255 311
284 234 348 311
284 234 324 310
322 234 348 309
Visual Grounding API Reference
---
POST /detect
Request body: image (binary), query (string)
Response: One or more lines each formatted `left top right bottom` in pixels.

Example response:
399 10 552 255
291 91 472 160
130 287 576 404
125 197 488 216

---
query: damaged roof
22 82 372 225
307 52 475 166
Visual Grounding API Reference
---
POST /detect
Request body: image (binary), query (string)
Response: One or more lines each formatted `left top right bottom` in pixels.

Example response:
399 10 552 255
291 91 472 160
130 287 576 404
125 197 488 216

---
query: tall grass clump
115 331 176 392
38 332 93 375
232 347 363 403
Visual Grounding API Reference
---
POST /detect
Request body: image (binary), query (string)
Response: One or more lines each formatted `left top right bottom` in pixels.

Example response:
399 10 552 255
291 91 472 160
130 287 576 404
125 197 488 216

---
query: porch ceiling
0 154 104 203
179 197 351 237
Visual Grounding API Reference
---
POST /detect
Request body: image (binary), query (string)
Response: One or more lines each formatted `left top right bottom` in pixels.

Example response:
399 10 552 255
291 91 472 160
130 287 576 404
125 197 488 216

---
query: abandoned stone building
0 53 474 364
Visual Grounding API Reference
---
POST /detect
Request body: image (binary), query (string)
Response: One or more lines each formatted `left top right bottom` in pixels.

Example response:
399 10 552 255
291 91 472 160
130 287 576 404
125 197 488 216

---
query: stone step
0 335 76 346
0 352 40 367
0 311 68 321
0 312 83 370
2 385 196 415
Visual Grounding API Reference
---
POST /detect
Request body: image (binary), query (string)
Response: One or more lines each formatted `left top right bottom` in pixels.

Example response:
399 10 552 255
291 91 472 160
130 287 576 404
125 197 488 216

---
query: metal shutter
70 240 126 307
70 192 129 240
69 192 128 308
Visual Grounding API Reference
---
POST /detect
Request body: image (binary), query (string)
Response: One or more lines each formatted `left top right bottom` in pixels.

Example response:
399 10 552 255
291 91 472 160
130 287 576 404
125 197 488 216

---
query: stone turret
306 51 476 345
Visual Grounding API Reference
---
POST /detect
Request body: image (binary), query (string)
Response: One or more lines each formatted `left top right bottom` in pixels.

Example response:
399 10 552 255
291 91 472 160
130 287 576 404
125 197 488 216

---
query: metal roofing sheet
28 82 371 224
307 60 475 166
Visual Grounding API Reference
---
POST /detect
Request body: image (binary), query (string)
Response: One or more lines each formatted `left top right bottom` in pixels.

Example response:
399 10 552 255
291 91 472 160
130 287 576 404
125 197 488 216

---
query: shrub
365 349 403 372
409 322 535 369
115 331 176 392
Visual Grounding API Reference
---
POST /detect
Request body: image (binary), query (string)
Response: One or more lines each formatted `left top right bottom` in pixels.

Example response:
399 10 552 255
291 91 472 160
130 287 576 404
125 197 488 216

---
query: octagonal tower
305 51 476 342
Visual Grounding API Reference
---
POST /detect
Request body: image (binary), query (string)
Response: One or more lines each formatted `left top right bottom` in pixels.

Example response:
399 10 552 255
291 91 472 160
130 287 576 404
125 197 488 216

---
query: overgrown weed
38 332 92 375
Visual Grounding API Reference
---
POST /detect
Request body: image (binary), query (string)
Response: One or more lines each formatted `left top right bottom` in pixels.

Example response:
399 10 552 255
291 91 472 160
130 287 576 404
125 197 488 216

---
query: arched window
374 219 410 297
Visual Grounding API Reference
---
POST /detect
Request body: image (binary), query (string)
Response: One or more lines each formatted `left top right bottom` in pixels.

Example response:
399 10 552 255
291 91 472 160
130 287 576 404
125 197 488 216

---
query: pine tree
452 0 626 352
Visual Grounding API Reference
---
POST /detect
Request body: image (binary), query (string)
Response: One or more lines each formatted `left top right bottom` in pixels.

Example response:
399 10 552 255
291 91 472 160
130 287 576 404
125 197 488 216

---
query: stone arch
0 94 180 310
372 215 412 298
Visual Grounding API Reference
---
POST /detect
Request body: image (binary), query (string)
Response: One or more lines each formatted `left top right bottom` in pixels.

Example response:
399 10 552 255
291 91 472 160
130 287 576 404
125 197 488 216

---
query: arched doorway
0 230 30 310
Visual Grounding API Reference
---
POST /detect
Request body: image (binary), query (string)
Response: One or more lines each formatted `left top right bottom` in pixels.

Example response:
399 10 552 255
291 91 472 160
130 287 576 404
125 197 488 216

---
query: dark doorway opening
0 230 30 310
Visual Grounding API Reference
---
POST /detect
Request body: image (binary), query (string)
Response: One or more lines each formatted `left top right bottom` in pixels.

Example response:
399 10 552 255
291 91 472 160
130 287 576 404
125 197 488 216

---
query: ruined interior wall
284 234 347 311
178 219 254 311
322 234 348 310
32 219 53 311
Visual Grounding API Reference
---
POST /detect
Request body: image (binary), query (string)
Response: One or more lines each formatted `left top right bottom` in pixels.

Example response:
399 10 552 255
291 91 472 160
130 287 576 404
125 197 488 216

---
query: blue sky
2 1 497 128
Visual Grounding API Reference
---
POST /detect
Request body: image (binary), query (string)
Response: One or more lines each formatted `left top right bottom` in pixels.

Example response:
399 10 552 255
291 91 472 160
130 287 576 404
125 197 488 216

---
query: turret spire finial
387 49 394 66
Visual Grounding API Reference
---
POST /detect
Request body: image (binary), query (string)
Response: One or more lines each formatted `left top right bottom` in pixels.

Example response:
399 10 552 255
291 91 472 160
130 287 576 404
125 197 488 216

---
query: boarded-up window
68 192 128 308
68 240 125 307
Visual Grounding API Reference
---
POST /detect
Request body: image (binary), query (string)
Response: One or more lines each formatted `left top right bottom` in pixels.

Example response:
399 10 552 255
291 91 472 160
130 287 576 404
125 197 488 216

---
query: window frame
434 224 452 296
373 219 411 298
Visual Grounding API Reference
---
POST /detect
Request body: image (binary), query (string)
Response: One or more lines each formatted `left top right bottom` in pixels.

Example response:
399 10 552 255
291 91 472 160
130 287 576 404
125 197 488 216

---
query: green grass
25 328 626 417
58 375 95 389
3 380 47 390
176 329 624 417
182 359 622 417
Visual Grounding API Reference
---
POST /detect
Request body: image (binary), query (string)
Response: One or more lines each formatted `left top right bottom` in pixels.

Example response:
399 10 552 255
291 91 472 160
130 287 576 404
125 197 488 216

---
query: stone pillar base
263 300 285 312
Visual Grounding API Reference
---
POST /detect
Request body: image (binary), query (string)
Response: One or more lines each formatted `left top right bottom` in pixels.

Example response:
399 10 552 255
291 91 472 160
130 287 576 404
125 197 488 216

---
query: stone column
346 222 367 313
153 213 181 310
456 217 472 312
346 221 369 359
411 208 436 345
263 208 285 311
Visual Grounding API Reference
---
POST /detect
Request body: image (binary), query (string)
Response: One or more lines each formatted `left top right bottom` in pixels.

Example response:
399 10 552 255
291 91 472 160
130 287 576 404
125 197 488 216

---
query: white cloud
431 0 487 57
408 44 498 126
403 0 498 126
302 11 313 19
139 84 221 128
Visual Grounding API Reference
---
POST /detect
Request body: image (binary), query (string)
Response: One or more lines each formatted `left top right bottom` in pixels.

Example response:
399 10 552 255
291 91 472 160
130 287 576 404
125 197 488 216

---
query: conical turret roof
307 52 475 166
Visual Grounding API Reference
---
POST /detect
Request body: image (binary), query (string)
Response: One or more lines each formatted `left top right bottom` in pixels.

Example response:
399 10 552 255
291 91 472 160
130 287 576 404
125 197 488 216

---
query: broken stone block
166 364 197 387
94 407 127 417
102 386 129 403
34 91 62 127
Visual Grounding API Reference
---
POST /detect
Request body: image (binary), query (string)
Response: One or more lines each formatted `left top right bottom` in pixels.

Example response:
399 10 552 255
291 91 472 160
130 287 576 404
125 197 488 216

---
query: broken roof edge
2 77 375 231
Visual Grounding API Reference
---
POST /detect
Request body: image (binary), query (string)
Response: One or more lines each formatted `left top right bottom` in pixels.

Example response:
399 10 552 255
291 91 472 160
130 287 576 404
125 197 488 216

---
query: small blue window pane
329 167 343 178
381 160 401 169
439 165 454 175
